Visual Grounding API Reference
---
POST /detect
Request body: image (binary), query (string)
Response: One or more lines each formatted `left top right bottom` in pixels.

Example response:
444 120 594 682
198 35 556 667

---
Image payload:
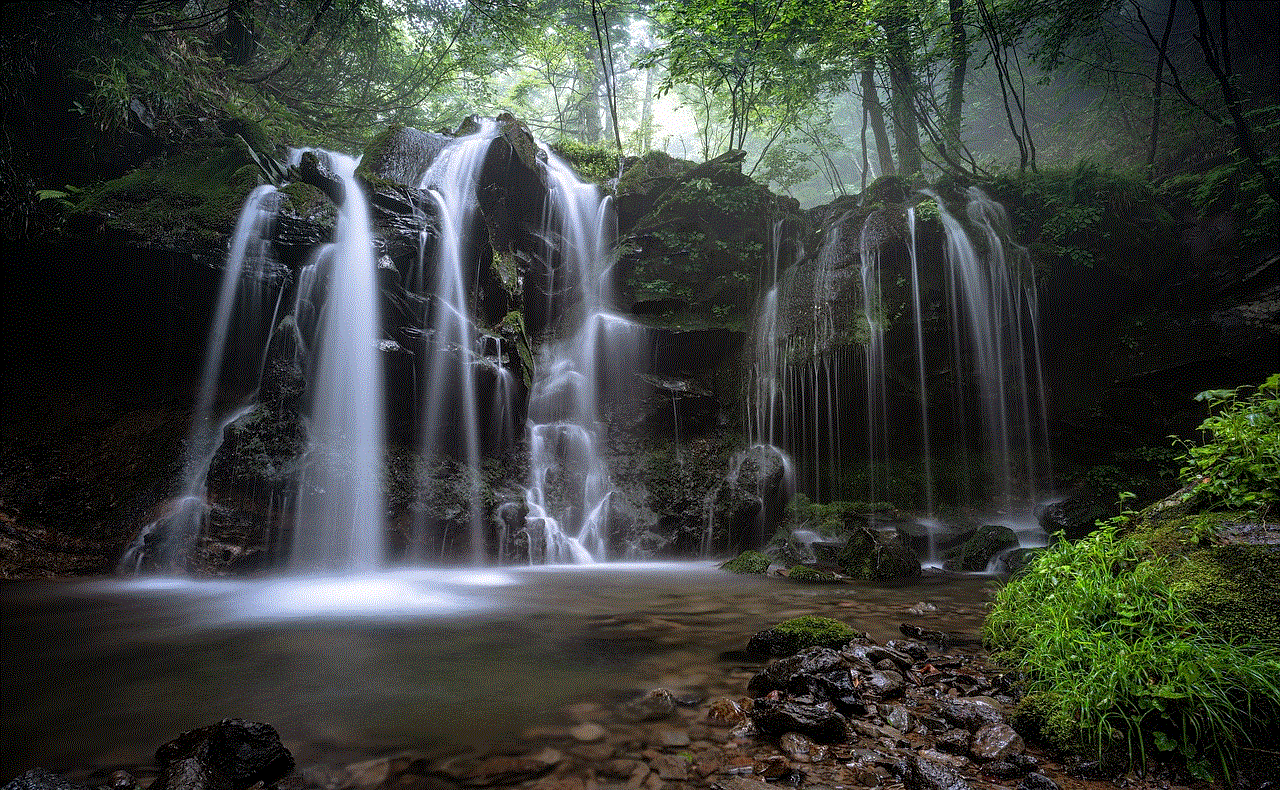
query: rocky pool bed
0 566 1236 790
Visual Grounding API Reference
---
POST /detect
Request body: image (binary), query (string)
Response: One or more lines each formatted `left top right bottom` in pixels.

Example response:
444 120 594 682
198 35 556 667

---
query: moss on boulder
746 615 859 657
1127 509 1280 645
721 549 770 574
70 142 264 254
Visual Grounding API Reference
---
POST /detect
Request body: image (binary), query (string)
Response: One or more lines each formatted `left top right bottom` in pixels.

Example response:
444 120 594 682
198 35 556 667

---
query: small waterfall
928 187 1051 519
120 186 282 572
414 120 498 564
522 150 645 563
858 214 888 509
291 152 387 573
742 186 1052 562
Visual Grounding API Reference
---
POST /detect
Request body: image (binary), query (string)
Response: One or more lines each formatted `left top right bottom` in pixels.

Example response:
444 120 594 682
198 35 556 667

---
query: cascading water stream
414 120 498 564
522 149 645 563
119 185 282 573
291 152 387 573
927 187 1051 525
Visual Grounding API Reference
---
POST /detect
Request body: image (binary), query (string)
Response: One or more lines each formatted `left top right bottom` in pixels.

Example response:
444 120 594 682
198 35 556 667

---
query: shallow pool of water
1 564 997 778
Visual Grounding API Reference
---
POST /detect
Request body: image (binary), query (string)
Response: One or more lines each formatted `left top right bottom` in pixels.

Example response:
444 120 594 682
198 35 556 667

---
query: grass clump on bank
985 514 1280 779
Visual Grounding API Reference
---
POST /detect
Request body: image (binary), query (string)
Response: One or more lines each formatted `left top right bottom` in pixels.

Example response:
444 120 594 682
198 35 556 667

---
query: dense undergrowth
985 377 1280 780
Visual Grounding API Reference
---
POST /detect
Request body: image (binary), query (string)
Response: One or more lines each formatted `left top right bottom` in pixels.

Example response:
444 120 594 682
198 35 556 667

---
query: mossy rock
356 123 449 187
721 549 770 574
70 143 264 253
617 150 693 197
944 524 1019 572
834 527 921 580
279 181 336 225
746 615 859 657
862 175 910 205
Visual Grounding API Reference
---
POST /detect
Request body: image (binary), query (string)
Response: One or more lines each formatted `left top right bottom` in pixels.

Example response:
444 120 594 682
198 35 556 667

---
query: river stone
749 699 851 743
2 769 82 790
934 729 970 755
862 669 905 698
153 719 294 790
981 761 1023 779
882 704 914 732
1018 773 1061 790
899 754 971 790
436 749 561 787
617 688 676 722
649 754 688 781
747 647 845 693
969 722 1024 761
778 732 827 763
570 723 606 742
936 698 1004 731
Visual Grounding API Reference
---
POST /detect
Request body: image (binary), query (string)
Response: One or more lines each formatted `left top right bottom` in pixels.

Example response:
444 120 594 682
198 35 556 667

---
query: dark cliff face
3 112 1277 576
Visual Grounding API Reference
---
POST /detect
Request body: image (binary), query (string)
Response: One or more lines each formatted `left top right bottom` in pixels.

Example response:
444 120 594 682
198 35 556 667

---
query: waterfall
522 149 645 563
743 186 1052 559
414 120 498 564
928 187 1052 520
119 186 282 573
291 152 387 573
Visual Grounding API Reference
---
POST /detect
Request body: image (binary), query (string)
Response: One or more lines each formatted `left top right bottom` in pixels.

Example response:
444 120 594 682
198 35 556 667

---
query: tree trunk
861 65 895 177
881 14 922 175
945 0 968 146
218 0 258 67
1145 0 1177 169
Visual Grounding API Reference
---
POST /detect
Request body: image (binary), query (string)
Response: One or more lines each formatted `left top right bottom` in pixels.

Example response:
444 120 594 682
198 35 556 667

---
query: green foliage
1174 375 1280 514
1160 153 1280 247
985 520 1280 776
989 161 1172 274
551 140 620 187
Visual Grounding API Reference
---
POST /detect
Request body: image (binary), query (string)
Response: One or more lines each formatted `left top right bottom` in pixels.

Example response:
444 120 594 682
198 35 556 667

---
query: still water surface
1 564 996 778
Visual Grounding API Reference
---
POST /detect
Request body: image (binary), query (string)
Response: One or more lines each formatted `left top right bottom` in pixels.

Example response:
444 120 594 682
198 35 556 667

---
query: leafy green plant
985 518 1280 778
1174 374 1280 514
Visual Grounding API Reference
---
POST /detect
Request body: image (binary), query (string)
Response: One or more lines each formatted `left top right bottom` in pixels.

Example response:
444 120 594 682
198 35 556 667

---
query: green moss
279 181 335 222
721 549 770 574
617 150 690 196
355 123 405 181
763 615 858 652
72 144 262 248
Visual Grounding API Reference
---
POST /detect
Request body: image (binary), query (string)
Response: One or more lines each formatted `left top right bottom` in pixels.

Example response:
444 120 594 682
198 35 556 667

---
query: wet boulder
943 525 1018 572
898 754 971 790
969 722 1025 762
357 124 450 188
835 527 921 580
709 445 791 553
152 719 294 790
936 698 1005 732
749 699 852 744
747 646 846 693
2 769 83 790
746 616 860 658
